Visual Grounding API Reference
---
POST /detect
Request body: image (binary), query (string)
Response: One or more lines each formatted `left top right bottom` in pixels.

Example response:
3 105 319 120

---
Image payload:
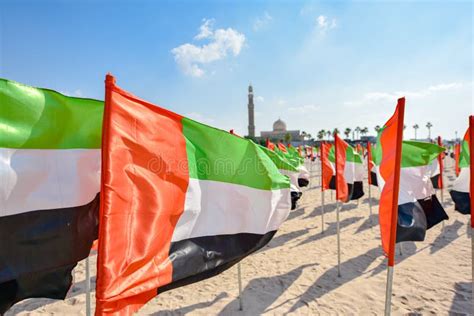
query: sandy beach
6 157 472 315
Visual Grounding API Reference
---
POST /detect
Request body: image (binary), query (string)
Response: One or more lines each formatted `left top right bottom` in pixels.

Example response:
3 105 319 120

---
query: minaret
248 84 255 138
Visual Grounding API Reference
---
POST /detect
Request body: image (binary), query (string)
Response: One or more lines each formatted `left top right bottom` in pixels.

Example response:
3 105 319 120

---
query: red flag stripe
321 142 333 191
96 75 189 315
378 97 405 266
367 141 373 185
437 136 444 189
334 134 349 202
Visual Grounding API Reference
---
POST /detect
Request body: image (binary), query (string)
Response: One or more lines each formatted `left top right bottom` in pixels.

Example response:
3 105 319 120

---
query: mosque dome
273 118 287 132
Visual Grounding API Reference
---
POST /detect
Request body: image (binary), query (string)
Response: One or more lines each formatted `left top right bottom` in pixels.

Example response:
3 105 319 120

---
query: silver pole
85 256 91 316
331 189 333 201
368 184 373 220
398 243 403 256
471 227 473 314
384 266 394 316
321 188 325 234
237 262 243 311
336 200 341 277
440 188 445 230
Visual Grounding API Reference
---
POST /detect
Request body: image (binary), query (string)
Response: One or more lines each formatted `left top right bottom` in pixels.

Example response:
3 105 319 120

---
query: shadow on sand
288 242 419 314
354 214 379 234
448 282 472 314
295 216 364 248
218 263 318 315
429 220 464 254
152 292 229 315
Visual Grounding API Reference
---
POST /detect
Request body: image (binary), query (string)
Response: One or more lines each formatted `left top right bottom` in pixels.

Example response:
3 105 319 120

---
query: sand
6 157 472 315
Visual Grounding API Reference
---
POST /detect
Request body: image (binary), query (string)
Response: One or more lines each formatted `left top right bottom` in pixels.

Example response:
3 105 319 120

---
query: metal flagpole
368 184 372 220
440 189 445 230
398 243 403 256
85 257 91 316
384 266 394 316
471 226 473 314
321 188 325 234
237 262 243 311
336 200 341 277
468 115 474 313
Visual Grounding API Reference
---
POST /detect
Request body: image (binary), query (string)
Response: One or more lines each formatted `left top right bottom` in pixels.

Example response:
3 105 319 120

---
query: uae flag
367 141 378 187
430 136 444 189
0 79 101 313
450 126 471 214
328 136 365 201
375 100 447 253
320 142 334 191
95 75 291 315
260 145 302 210
275 143 309 188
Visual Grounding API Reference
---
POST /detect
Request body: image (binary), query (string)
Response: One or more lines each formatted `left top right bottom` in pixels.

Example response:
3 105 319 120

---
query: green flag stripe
0 78 103 149
259 145 299 172
327 144 362 163
459 139 470 168
182 118 290 190
373 137 443 167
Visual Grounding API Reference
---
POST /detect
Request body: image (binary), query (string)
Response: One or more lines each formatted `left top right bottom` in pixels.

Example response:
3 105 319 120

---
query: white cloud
194 18 214 40
171 19 246 77
277 99 287 106
316 15 337 34
345 82 470 107
253 11 272 31
255 96 265 103
186 112 215 125
288 104 320 113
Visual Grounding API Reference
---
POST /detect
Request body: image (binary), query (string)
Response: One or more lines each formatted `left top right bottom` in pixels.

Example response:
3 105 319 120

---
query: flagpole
336 200 341 277
368 184 372 221
384 266 394 316
468 116 474 313
321 185 325 234
440 189 445 231
85 256 91 316
237 262 243 311
320 145 325 234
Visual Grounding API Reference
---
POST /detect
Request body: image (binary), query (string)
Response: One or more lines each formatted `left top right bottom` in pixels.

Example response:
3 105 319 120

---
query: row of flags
0 76 472 315
0 76 308 315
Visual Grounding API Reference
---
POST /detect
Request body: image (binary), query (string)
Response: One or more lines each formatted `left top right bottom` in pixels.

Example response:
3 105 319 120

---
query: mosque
246 84 304 143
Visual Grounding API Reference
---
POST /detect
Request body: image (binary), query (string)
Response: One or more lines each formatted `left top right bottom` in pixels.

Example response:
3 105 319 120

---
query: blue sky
1 0 472 140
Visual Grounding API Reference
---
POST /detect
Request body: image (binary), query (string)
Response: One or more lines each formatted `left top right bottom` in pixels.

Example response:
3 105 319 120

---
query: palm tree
355 126 361 140
426 122 433 140
317 130 325 140
344 128 351 139
360 127 369 138
413 124 419 139
326 130 331 141
374 125 381 134
333 128 340 136
284 132 292 144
